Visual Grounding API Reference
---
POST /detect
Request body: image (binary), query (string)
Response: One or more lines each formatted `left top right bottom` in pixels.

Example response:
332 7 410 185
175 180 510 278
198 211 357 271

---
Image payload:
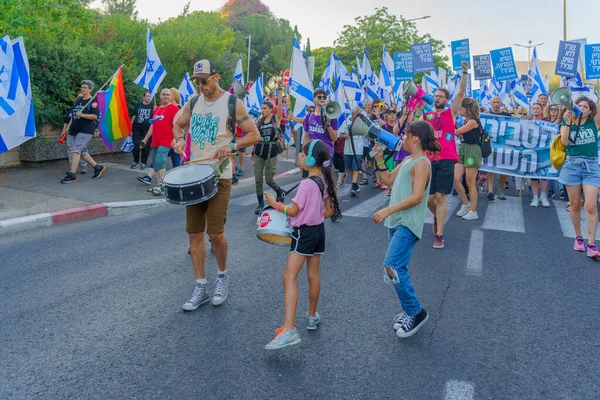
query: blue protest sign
411 43 435 73
585 43 600 80
555 40 581 78
489 47 518 81
393 52 413 81
473 54 492 81
451 39 470 71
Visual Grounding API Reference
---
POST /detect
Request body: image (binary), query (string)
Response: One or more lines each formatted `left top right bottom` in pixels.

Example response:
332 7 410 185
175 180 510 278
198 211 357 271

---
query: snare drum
256 208 293 246
161 164 218 205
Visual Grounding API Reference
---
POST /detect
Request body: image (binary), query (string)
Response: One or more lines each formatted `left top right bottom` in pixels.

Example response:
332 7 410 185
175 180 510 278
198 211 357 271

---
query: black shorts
290 224 325 256
430 159 455 195
362 146 371 160
333 152 345 173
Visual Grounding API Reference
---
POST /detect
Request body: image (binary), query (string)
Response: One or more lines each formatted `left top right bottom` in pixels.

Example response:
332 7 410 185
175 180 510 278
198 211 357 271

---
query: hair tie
322 160 331 168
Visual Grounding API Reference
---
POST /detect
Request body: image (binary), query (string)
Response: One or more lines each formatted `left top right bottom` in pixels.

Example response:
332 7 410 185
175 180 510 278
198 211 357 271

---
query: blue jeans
168 149 181 168
383 225 421 317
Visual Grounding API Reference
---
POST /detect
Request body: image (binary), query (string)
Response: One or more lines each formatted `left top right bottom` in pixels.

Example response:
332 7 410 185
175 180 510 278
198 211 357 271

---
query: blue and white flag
479 81 492 109
134 29 167 98
290 36 314 128
354 51 363 85
378 69 392 104
382 45 395 90
362 47 379 102
0 36 35 154
448 73 461 102
178 73 195 106
510 79 529 109
333 54 364 106
330 77 351 131
232 56 244 88
245 73 263 118
528 48 547 103
317 53 335 94
424 71 440 94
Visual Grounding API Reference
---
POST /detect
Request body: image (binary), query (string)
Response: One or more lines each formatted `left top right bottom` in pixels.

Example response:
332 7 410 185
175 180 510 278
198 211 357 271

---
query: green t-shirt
562 119 599 158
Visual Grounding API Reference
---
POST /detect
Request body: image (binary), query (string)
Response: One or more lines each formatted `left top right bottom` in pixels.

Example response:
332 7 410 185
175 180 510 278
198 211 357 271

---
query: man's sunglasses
315 95 327 100
192 75 216 86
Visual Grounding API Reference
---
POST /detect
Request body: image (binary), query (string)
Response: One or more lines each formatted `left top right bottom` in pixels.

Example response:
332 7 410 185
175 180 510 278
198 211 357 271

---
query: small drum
256 207 293 246
161 164 218 205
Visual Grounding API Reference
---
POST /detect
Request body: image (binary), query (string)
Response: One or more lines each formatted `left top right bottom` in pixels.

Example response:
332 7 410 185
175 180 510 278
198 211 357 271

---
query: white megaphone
551 87 582 117
351 114 402 152
402 80 435 105
323 101 342 120
233 81 249 99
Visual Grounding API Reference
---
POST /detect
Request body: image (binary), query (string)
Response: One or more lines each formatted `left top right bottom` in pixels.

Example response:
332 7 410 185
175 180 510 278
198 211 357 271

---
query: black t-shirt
255 116 279 159
133 102 154 129
68 97 100 135
462 119 482 145
64 96 83 124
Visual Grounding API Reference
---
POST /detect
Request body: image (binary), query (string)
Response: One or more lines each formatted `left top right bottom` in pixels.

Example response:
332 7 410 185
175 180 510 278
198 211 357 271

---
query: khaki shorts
186 179 232 234
458 143 482 169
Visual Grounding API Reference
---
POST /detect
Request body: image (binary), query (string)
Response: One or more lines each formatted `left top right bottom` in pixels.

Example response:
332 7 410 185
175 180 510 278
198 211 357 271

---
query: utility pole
245 35 251 82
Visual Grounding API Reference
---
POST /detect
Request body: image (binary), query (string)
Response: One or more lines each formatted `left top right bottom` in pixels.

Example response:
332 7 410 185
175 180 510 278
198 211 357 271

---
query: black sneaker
330 210 342 222
395 308 429 338
350 183 359 197
255 203 264 215
137 175 152 185
487 191 495 201
61 173 77 184
232 175 239 185
92 165 106 179
130 162 140 169
276 188 285 203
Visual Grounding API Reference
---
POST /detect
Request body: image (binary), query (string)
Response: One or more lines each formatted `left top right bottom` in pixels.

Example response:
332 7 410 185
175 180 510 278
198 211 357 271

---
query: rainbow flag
97 66 131 150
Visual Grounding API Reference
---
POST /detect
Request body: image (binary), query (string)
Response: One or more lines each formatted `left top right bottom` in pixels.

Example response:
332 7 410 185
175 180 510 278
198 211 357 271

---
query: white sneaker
540 195 550 208
462 210 479 220
182 283 210 311
456 204 471 217
530 197 539 207
211 274 229 306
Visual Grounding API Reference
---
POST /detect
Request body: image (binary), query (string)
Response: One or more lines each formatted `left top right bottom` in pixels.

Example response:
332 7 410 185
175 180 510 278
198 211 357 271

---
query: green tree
101 0 137 17
220 0 271 28
305 38 312 57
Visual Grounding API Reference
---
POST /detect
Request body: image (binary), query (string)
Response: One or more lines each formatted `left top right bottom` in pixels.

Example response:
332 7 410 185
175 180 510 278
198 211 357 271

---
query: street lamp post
245 35 251 82
406 16 431 22
514 40 544 66
563 0 567 41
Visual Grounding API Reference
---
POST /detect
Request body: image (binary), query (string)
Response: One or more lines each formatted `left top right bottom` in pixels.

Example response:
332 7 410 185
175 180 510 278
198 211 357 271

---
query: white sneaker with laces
540 195 550 208
456 204 471 217
530 197 539 207
462 210 479 220
211 274 229 306
182 283 210 311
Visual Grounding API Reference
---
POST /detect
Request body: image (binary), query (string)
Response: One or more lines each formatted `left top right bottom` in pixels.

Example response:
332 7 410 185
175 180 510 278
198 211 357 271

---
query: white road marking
482 196 525 233
342 191 390 218
466 230 484 276
424 195 462 224
444 380 475 400
553 199 600 239
230 183 299 207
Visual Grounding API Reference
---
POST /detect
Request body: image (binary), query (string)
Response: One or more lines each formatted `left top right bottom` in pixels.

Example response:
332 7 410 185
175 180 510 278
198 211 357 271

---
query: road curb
0 199 167 237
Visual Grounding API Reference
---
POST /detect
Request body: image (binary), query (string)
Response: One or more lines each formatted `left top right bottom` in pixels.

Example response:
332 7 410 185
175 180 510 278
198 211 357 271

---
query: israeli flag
382 45 395 89
290 35 314 128
0 36 35 154
424 72 440 94
438 67 448 88
178 73 195 106
378 69 391 104
330 76 351 132
354 51 363 85
499 80 512 110
317 53 335 94
510 79 529 109
245 73 263 118
332 53 364 106
120 136 134 153
527 48 547 103
448 73 461 102
362 47 379 102
134 29 167 98
233 56 244 87
480 81 492 109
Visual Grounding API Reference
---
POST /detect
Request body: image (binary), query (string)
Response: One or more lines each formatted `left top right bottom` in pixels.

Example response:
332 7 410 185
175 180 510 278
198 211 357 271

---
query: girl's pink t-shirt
291 177 328 227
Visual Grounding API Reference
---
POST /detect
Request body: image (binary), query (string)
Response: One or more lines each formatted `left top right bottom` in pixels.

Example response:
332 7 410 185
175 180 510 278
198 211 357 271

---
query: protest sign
584 43 600 80
555 40 581 78
393 52 413 81
473 54 492 81
490 47 518 81
411 43 435 73
451 39 470 71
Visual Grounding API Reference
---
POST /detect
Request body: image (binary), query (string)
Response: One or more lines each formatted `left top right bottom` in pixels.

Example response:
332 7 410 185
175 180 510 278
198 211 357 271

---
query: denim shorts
344 154 363 171
152 146 171 170
558 156 600 188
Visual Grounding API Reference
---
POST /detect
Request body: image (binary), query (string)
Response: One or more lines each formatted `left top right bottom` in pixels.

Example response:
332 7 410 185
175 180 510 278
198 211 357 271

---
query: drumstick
184 153 239 164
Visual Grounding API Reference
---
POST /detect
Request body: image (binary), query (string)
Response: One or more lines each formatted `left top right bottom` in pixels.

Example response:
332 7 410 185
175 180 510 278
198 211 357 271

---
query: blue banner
489 47 518 81
473 54 492 81
477 113 560 179
555 40 581 78
393 51 413 81
584 43 600 80
411 43 435 73
451 39 470 71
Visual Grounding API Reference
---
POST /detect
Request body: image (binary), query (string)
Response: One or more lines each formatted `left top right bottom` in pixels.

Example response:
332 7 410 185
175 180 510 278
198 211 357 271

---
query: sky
95 0 600 64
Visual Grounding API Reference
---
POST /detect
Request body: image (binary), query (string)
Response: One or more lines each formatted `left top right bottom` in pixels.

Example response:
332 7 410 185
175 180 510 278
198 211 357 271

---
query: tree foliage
102 0 137 17
220 0 271 28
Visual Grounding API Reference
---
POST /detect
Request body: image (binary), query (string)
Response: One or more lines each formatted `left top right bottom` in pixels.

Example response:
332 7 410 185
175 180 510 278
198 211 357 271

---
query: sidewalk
0 150 299 222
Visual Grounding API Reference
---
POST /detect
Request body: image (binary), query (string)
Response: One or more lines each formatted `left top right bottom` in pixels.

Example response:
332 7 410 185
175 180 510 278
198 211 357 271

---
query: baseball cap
193 60 218 77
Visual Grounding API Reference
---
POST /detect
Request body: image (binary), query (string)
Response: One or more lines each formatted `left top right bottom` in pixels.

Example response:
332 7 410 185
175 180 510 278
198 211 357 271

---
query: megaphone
233 80 249 99
402 80 435 106
323 101 342 120
351 114 402 152
551 87 582 117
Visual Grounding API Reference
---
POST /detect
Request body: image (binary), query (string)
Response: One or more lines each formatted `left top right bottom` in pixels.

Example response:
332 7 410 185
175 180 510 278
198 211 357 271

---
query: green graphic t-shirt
563 119 599 158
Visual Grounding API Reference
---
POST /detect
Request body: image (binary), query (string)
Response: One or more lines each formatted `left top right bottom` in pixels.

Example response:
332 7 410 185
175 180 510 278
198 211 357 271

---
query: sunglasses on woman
315 95 327 100
550 107 559 112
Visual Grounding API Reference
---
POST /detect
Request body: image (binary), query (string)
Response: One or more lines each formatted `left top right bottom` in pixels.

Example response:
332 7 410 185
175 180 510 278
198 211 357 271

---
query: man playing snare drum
172 59 260 311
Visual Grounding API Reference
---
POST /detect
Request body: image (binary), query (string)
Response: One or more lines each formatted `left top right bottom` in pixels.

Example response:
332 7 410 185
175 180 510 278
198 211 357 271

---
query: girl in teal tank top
372 121 441 338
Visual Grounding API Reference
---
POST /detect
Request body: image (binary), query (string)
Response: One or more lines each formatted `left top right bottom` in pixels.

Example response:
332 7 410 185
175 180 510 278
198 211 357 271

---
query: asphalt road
2 177 599 400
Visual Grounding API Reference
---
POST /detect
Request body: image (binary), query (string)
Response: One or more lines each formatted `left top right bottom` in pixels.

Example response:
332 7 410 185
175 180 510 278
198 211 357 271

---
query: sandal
151 187 163 196
372 182 381 188
380 184 389 190
359 179 368 185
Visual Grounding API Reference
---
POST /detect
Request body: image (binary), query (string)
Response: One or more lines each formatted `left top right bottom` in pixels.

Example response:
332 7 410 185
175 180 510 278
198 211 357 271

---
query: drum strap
308 176 325 196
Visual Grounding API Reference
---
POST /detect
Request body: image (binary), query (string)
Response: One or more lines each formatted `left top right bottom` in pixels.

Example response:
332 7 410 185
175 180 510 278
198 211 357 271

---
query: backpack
308 175 325 197
189 93 237 144
476 119 492 158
